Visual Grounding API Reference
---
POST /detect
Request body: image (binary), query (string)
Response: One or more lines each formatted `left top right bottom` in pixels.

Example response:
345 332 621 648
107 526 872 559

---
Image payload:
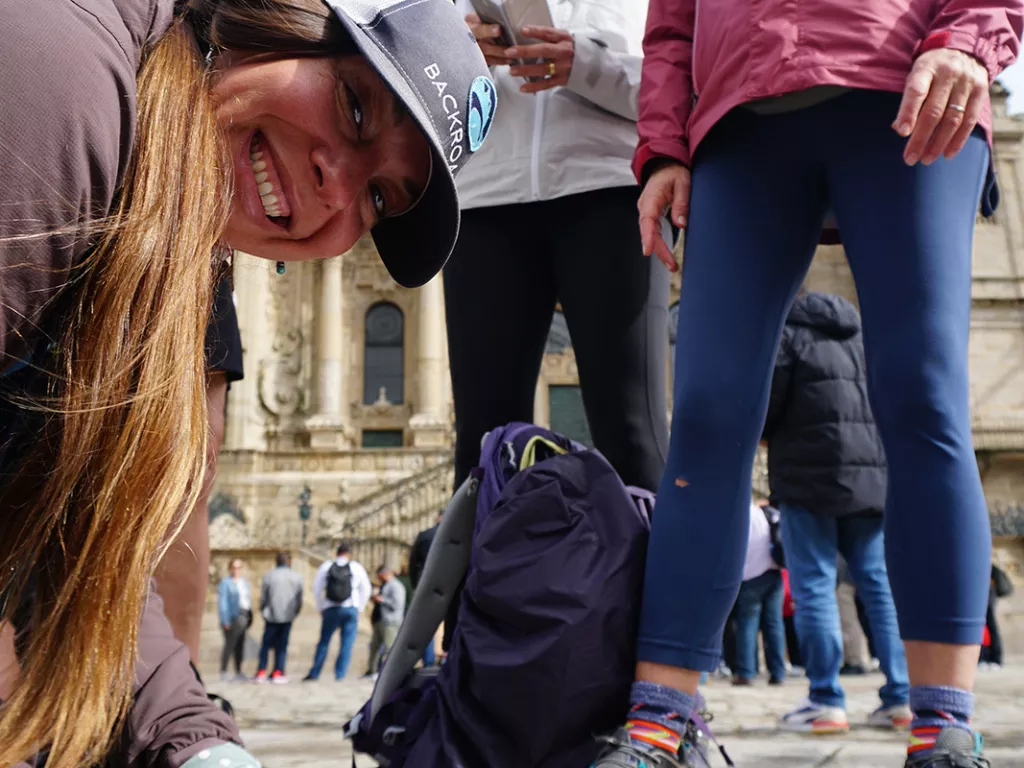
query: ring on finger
547 61 556 77
947 103 967 114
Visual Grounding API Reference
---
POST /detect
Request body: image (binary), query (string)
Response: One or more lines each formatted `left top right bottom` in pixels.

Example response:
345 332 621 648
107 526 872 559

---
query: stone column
223 252 269 452
410 274 449 447
307 256 354 449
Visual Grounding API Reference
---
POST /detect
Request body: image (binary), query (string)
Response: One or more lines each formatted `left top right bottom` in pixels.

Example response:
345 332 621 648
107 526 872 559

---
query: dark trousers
638 90 992 672
785 615 802 667
221 610 250 674
258 621 293 675
441 186 671 650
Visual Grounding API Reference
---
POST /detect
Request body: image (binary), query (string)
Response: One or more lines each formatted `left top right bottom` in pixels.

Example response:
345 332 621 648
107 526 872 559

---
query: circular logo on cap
467 76 497 153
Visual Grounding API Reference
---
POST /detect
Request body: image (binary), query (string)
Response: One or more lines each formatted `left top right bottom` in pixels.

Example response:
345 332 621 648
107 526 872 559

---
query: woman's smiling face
212 54 432 262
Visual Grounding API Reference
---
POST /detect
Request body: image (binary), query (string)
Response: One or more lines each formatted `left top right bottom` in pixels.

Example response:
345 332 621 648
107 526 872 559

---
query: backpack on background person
326 561 353 604
345 423 667 768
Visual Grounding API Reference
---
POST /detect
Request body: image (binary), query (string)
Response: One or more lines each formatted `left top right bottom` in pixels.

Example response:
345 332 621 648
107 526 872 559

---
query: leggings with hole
639 90 992 672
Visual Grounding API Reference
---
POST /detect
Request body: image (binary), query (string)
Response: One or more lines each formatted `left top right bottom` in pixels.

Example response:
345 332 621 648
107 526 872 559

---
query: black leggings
443 186 670 492
441 187 670 652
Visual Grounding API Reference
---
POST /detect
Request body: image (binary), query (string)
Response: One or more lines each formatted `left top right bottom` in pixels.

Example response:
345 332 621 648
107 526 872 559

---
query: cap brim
330 12 460 289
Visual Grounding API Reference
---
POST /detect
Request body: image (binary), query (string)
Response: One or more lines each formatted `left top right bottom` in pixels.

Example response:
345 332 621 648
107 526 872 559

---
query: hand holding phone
506 26 575 93
465 13 514 66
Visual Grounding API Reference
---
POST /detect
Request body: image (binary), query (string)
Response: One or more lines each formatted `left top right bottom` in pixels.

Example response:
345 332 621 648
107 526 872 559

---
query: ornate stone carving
258 265 310 418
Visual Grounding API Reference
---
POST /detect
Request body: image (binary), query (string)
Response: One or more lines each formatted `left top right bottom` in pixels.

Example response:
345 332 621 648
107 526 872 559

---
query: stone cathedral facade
211 88 1024 596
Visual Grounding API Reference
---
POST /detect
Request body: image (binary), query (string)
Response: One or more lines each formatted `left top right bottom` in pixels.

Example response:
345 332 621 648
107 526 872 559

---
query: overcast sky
1001 62 1024 113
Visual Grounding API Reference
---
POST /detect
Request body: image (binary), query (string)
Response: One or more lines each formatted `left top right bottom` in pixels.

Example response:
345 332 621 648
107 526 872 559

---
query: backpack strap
369 473 480 723
518 435 568 470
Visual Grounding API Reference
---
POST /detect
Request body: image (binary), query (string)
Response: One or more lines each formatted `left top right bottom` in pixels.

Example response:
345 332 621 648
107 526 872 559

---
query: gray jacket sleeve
565 29 642 121
112 587 243 768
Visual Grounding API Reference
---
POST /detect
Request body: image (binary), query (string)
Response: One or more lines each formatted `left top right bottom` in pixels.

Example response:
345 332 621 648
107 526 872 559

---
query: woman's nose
311 146 367 212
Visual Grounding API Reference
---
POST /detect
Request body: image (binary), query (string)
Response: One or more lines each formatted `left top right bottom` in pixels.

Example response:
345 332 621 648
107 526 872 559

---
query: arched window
363 302 404 404
668 302 680 389
545 310 572 354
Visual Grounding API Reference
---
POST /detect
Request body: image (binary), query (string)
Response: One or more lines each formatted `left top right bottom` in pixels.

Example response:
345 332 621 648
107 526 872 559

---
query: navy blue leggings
639 90 992 672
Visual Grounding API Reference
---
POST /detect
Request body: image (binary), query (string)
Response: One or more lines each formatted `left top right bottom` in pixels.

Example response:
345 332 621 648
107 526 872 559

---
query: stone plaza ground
200 611 1024 768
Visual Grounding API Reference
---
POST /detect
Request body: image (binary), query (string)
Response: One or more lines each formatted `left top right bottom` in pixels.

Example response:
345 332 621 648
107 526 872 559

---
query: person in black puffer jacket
764 291 910 735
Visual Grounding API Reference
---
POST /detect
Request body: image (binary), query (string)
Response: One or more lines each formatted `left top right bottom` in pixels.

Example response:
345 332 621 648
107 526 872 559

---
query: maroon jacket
633 0 1024 180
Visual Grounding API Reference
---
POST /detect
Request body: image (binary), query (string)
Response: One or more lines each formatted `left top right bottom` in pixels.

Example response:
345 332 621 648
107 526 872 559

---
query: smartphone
469 0 555 81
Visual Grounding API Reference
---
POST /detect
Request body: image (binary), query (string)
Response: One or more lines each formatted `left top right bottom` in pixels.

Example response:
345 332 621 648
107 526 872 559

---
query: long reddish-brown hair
0 3 350 766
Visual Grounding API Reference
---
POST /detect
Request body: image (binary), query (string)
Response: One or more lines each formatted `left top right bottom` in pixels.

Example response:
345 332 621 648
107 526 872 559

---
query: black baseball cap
323 0 498 288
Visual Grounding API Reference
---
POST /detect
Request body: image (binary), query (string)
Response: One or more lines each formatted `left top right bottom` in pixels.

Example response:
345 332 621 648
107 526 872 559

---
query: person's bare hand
465 13 512 66
638 162 690 272
507 26 575 93
893 47 988 165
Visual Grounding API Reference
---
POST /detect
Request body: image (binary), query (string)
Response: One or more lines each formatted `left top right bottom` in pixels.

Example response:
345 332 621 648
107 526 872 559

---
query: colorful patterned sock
624 681 697 756
908 686 974 759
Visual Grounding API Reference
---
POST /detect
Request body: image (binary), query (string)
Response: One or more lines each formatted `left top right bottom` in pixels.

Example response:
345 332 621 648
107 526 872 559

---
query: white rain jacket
453 0 647 209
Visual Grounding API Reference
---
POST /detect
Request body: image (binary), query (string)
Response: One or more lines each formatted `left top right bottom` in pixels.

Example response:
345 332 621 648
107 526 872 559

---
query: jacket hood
787 292 861 339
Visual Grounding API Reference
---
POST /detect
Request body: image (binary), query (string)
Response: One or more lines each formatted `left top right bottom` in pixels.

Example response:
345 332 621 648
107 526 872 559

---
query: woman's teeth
249 136 291 221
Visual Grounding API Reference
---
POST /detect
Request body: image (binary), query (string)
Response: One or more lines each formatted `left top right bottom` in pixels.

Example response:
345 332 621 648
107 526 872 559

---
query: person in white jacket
445 0 668 518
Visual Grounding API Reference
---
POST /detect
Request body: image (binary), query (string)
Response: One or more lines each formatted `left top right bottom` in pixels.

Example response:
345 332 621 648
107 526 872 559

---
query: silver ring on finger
947 103 967 114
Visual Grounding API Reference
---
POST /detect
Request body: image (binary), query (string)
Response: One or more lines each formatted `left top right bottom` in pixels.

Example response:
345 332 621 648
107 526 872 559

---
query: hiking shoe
591 728 686 768
780 700 850 734
840 663 868 676
905 726 990 767
270 670 289 684
592 702 732 767
731 676 752 687
254 669 268 683
868 703 912 730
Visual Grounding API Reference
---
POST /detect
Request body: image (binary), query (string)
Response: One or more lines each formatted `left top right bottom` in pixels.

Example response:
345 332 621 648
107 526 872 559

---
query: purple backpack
346 423 652 767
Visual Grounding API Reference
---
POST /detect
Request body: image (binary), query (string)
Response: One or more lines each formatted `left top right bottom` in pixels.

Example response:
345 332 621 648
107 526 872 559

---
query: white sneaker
867 703 912 729
780 700 850 734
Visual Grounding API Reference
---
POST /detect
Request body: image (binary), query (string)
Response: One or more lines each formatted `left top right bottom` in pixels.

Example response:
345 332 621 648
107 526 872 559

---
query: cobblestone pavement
207 662 1024 768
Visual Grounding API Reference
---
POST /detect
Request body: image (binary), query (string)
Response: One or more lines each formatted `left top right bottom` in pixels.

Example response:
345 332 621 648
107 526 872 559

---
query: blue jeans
733 569 786 682
780 505 909 709
637 90 991 672
308 605 360 680
258 621 293 675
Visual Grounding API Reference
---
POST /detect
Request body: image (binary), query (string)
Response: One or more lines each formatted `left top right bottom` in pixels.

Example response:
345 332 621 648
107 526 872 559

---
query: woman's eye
346 85 364 131
370 184 387 219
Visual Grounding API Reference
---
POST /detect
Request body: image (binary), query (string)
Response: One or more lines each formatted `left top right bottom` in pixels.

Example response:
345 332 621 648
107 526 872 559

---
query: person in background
410 511 443 666
255 552 304 684
783 569 802 670
731 501 787 687
763 293 910 733
599 0 1020 764
217 559 253 682
981 562 1014 669
837 554 872 677
444 0 668 654
366 565 407 677
304 543 372 682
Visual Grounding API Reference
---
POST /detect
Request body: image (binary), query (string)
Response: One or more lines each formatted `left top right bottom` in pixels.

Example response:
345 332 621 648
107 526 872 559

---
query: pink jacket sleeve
632 0 696 182
923 0 1024 82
